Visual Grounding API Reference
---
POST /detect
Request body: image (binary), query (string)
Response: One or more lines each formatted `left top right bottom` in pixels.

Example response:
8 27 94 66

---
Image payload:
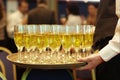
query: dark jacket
28 6 56 24
92 0 118 50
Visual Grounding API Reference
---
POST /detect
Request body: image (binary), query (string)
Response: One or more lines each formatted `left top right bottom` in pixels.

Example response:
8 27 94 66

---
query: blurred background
3 0 99 24
0 0 100 80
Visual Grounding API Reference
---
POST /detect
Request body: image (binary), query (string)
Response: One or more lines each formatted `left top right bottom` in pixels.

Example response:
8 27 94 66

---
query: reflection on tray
7 53 88 69
7 52 87 64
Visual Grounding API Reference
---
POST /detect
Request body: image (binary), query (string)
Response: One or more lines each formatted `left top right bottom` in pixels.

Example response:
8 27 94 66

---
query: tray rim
7 53 87 69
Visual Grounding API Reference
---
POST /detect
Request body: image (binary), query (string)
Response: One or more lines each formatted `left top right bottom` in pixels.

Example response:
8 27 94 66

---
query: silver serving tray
7 53 87 69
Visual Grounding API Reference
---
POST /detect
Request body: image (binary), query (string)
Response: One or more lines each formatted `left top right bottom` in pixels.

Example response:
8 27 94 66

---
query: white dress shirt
116 0 120 18
66 14 82 26
99 0 120 62
99 19 120 61
7 10 27 38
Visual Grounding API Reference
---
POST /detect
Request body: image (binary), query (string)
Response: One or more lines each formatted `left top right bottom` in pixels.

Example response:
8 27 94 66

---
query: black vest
92 0 118 50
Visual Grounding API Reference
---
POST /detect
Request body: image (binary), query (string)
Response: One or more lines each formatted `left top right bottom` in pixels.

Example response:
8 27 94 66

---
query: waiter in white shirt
78 0 120 80
79 18 120 69
7 1 28 38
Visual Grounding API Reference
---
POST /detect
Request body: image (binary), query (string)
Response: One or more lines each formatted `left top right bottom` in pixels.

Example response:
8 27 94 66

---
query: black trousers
27 69 73 80
93 37 120 80
6 38 18 53
0 38 17 53
0 39 7 48
96 54 120 80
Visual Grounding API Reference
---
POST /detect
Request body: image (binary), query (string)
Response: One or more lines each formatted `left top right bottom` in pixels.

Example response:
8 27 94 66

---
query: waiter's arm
99 19 120 61
78 19 120 70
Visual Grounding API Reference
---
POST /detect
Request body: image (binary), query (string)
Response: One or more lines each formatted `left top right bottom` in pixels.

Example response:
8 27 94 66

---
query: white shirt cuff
99 45 119 62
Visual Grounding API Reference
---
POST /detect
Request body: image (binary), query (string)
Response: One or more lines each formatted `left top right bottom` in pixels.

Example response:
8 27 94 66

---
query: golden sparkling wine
14 25 95 64
62 34 71 49
23 34 31 50
48 34 61 50
83 33 94 48
23 34 37 50
36 34 45 49
43 33 50 49
14 32 25 48
71 33 84 48
62 33 84 50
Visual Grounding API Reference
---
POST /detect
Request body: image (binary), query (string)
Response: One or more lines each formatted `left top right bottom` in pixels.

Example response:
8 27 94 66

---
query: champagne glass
38 25 48 52
40 25 52 52
49 25 61 52
62 26 71 52
60 25 73 63
38 25 53 63
50 25 64 63
73 25 83 49
36 25 44 53
84 25 94 48
23 25 37 63
36 25 48 63
30 25 38 61
70 25 83 60
14 25 25 62
82 25 95 57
